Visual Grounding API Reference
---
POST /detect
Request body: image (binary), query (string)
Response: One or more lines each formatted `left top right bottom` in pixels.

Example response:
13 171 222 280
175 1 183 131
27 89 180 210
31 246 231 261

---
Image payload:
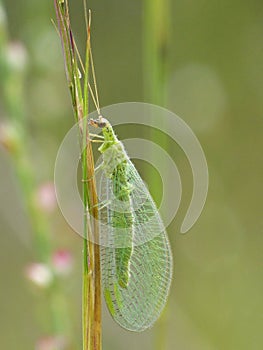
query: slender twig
54 1 102 349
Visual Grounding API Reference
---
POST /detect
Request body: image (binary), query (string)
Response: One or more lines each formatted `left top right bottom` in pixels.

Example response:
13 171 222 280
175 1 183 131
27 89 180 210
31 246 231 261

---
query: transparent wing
98 158 173 331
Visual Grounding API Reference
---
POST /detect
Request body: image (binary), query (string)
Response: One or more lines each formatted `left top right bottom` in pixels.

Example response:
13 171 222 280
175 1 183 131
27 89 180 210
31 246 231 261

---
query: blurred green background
0 0 262 349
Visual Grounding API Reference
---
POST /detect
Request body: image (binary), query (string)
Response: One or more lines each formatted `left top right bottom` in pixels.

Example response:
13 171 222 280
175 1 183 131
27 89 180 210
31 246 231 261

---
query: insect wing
98 157 173 331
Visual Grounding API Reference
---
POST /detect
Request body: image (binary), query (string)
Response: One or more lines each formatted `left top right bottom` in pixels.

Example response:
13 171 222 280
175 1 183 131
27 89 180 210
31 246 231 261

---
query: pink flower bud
25 263 53 288
35 335 67 350
36 182 57 212
52 250 73 276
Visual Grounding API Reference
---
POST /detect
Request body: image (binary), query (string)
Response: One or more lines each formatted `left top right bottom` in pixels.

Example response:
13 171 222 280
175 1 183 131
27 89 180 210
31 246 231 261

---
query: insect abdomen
111 160 133 289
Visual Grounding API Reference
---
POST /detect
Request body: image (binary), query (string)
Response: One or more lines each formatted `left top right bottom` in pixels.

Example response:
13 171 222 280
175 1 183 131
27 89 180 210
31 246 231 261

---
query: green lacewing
87 9 172 331
90 117 173 331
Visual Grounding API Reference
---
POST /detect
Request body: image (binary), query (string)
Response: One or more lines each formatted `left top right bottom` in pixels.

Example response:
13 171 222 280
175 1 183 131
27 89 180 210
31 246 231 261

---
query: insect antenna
85 6 102 119
83 2 101 115
73 37 100 113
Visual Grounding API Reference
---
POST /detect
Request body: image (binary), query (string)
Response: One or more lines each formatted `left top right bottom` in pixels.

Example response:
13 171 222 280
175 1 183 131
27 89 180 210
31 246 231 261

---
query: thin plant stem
143 1 171 349
143 0 171 154
54 1 102 349
143 0 171 106
0 4 51 260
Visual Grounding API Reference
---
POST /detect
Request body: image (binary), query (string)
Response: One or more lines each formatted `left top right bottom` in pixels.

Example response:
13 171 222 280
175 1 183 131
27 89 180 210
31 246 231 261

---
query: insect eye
98 122 107 128
98 116 108 128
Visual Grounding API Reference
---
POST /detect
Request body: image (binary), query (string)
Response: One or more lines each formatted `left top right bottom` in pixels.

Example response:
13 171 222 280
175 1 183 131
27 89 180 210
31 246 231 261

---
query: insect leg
82 162 104 183
87 199 111 211
88 139 104 143
89 133 104 139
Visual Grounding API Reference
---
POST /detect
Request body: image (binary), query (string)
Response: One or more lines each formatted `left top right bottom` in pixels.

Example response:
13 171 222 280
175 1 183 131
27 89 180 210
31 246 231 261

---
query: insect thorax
102 142 128 178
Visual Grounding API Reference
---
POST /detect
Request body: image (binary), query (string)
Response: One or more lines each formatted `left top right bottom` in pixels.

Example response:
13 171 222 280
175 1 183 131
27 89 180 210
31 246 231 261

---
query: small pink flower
35 335 67 350
52 250 73 276
36 182 57 212
25 263 53 288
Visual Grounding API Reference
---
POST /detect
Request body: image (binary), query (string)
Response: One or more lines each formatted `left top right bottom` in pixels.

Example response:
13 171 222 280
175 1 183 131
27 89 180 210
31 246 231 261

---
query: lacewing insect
83 11 173 329
89 116 173 331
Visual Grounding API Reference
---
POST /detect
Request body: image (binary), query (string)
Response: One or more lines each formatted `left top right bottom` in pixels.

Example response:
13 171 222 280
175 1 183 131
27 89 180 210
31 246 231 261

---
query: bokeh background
0 0 262 349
